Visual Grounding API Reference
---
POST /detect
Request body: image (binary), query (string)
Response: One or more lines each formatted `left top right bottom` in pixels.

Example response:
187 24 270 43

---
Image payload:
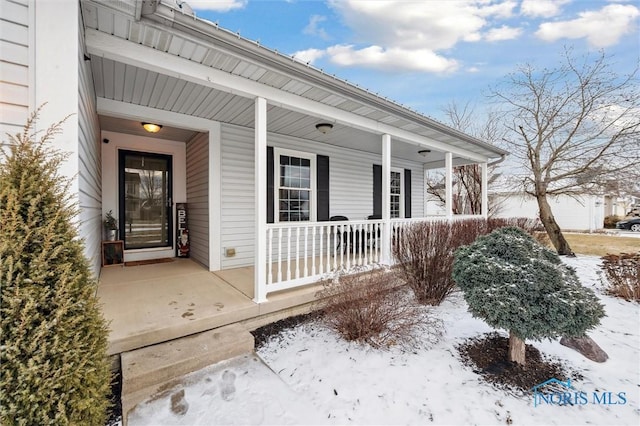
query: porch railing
265 219 384 294
262 215 484 298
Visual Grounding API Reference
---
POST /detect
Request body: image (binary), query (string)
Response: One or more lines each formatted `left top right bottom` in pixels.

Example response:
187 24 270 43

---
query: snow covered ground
128 256 639 425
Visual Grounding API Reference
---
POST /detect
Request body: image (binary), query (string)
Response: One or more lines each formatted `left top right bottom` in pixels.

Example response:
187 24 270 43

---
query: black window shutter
373 164 382 217
317 155 330 221
404 168 412 218
267 146 274 223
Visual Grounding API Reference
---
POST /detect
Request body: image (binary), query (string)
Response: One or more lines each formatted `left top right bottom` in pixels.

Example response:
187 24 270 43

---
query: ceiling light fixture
418 149 431 157
315 123 333 134
142 122 163 133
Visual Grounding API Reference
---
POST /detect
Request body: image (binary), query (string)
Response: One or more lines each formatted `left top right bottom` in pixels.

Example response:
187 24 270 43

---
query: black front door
119 150 173 250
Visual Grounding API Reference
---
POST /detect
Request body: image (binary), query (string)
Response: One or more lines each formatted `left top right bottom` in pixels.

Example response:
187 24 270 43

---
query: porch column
481 162 488 218
380 134 392 265
254 97 268 303
445 152 453 219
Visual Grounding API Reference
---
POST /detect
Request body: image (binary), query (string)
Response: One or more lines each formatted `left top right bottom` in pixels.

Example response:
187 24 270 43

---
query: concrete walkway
127 354 325 425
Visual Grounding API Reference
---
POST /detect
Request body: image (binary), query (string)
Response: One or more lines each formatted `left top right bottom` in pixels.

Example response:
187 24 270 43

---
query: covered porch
98 258 324 356
83 0 508 340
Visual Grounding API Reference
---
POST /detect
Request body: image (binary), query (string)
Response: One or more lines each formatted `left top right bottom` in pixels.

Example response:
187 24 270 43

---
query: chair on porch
329 215 350 254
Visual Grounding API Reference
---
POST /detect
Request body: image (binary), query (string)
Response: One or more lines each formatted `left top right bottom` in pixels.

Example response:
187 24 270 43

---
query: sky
185 0 640 125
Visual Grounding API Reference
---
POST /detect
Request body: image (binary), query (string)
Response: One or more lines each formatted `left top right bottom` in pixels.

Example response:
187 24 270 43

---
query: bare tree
426 102 506 216
492 49 639 255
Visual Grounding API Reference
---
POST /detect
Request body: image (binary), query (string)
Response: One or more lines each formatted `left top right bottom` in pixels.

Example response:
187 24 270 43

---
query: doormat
124 258 175 267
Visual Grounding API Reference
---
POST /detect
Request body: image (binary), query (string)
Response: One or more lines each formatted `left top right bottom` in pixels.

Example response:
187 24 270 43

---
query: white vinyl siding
219 123 425 269
220 125 256 268
77 17 102 276
0 0 30 138
186 132 209 268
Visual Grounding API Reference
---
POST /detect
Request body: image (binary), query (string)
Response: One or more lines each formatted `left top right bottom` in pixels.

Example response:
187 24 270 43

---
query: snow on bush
452 227 605 364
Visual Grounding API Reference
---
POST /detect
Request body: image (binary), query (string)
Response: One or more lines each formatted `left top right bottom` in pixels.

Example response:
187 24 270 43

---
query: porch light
142 122 163 133
418 149 431 157
315 123 333 134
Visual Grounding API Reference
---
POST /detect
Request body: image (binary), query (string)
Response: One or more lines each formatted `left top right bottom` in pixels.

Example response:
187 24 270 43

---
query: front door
119 150 173 250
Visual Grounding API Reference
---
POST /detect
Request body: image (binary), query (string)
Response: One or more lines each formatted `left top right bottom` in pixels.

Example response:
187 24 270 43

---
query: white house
1 0 507 302
493 192 605 232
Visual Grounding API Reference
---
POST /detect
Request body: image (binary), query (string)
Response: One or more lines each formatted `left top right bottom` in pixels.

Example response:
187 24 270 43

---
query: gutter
488 153 508 167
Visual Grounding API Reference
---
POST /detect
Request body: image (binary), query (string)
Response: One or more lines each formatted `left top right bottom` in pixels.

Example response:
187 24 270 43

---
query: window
275 149 316 222
390 168 404 218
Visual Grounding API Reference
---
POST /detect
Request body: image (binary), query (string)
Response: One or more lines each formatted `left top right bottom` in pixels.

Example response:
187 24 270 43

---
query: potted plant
103 210 118 241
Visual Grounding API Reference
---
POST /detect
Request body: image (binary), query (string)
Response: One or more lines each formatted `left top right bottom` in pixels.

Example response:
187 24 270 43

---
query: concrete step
120 323 254 422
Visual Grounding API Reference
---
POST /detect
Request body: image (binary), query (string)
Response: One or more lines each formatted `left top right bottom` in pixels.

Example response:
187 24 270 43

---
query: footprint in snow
220 370 236 401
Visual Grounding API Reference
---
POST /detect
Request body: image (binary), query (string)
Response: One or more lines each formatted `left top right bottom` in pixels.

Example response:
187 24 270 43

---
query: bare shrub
316 270 437 348
393 217 546 306
603 215 622 229
601 253 640 301
393 221 460 305
488 217 548 245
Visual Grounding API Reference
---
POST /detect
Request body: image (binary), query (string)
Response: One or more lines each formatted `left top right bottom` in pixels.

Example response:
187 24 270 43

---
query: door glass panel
120 151 172 249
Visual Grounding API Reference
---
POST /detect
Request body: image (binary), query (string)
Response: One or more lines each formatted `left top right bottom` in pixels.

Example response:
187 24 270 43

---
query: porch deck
98 259 323 356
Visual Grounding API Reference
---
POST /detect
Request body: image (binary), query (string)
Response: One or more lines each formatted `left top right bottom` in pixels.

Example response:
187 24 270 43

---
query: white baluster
311 226 316 276
319 226 324 275
344 223 350 270
287 227 292 281
295 227 300 279
303 226 309 278
267 228 273 285
363 223 369 266
277 228 282 284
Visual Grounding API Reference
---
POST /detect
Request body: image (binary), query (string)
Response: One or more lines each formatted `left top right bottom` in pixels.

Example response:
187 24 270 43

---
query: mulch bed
457 332 582 394
252 311 322 349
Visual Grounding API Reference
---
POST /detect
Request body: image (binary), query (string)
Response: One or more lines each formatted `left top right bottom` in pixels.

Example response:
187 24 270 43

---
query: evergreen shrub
0 111 112 425
452 227 605 363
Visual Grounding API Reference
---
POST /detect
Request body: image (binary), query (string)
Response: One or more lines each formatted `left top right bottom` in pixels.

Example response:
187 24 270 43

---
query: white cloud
304 15 329 40
318 0 517 73
467 66 481 73
189 0 247 12
484 25 523 41
292 48 326 64
326 44 459 73
535 4 640 47
521 0 570 18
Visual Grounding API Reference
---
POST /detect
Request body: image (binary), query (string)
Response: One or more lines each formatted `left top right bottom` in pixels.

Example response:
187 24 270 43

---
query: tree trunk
535 194 575 256
508 331 526 365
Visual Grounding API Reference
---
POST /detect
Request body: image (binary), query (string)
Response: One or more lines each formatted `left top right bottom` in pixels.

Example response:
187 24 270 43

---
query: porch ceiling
84 0 507 166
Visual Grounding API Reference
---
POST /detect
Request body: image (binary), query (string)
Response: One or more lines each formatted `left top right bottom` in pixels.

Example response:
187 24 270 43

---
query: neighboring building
1 0 506 301
492 192 605 232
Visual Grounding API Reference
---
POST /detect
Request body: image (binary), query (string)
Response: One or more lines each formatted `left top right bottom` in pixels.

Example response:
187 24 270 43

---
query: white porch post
209 122 222 271
481 162 488 218
381 134 392 265
254 97 268 303
445 152 453 219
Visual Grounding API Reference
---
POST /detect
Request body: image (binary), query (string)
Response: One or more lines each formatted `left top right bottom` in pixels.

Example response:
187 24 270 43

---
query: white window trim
274 147 317 223
390 167 404 219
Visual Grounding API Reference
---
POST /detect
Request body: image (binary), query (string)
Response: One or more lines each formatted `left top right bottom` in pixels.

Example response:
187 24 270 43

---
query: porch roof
82 0 508 167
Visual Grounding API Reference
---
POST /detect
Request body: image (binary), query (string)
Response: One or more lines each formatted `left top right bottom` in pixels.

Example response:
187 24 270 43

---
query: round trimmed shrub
452 227 605 364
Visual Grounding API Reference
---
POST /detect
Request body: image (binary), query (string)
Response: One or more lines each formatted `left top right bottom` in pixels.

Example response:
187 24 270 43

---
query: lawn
565 233 639 256
544 233 639 256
